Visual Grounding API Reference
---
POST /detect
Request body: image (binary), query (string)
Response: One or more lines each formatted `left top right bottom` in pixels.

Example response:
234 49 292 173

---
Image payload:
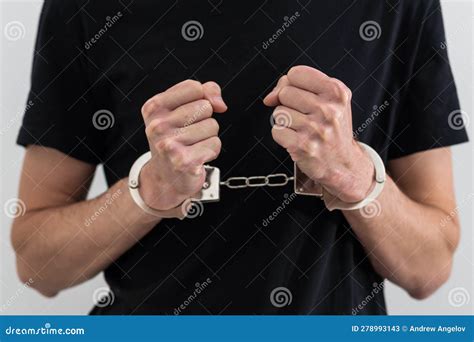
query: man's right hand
139 80 227 211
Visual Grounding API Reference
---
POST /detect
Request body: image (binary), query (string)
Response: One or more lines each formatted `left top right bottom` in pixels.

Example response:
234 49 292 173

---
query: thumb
202 81 227 113
263 75 289 107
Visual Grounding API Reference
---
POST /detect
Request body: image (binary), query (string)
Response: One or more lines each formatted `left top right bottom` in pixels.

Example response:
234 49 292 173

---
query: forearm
12 81 227 297
343 176 458 298
12 178 160 296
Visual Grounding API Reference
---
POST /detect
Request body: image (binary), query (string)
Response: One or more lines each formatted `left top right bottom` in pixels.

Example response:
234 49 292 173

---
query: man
12 0 468 314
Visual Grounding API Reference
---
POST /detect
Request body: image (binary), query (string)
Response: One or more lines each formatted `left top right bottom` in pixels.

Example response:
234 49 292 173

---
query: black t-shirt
18 0 468 315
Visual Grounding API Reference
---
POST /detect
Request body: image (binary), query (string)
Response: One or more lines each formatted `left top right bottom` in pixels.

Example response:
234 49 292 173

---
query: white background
1 0 473 315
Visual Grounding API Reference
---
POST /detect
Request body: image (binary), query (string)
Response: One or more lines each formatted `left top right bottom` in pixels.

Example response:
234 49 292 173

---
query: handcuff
129 142 386 220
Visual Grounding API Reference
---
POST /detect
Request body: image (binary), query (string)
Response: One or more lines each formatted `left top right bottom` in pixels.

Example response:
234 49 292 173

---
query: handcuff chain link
220 173 294 189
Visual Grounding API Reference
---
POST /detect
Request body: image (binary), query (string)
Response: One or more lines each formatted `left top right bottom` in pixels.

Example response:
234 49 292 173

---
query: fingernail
212 96 227 111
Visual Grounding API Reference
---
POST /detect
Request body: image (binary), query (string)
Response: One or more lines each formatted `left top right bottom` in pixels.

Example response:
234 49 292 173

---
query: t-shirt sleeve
16 0 105 164
388 0 469 160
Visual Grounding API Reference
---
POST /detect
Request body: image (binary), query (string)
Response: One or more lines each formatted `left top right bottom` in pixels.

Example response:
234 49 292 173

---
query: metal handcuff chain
219 173 294 189
128 142 386 218
171 142 385 208
191 165 299 204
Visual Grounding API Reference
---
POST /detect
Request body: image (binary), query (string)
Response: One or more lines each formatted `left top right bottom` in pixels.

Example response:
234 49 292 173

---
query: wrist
323 141 375 203
348 140 376 201
139 162 186 211
322 142 386 211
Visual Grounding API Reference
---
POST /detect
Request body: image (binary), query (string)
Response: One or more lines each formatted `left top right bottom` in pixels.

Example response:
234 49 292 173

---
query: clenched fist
139 80 227 210
264 65 374 203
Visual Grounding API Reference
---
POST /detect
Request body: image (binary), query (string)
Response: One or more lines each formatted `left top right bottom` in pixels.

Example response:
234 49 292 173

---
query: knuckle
271 127 290 149
213 137 222 152
317 125 333 142
170 148 190 172
278 86 292 102
300 137 318 157
274 75 289 89
209 137 222 159
289 152 301 163
271 127 282 142
271 126 277 137
321 125 332 136
279 75 289 85
324 104 343 122
205 81 221 92
344 86 352 101
288 145 303 161
143 96 168 118
288 65 305 80
147 118 168 136
141 99 158 118
155 138 176 154
326 110 341 124
209 134 221 145
328 78 351 103
151 95 166 110
271 126 281 137
145 124 153 138
324 115 338 128
206 118 220 134
286 142 297 153
327 80 341 97
183 79 203 93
